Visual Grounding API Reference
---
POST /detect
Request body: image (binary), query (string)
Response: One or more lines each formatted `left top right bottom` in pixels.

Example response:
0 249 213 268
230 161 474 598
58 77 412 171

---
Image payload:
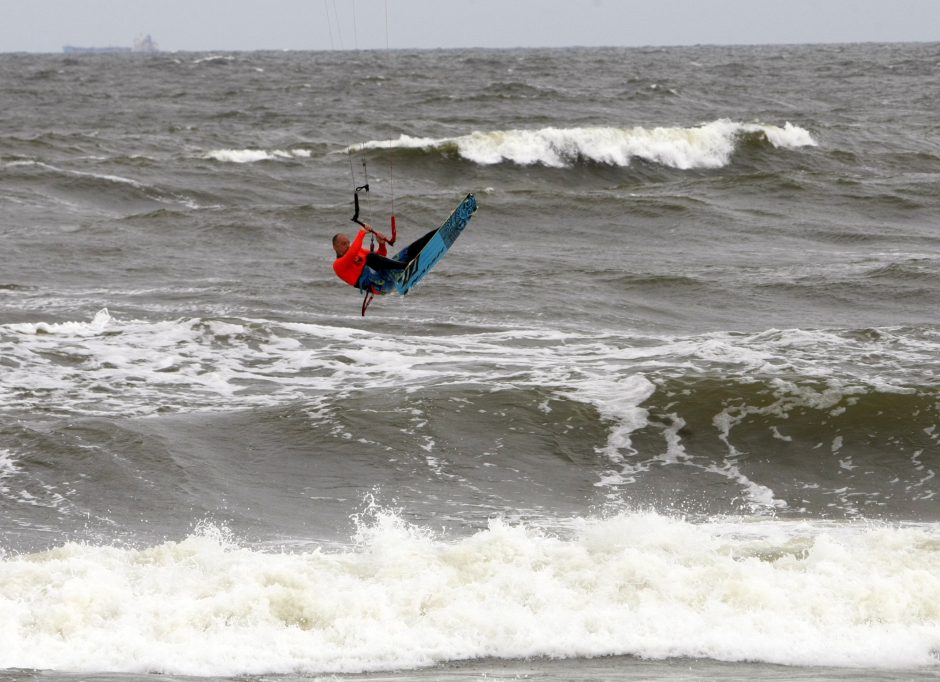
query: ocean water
1 42 939 681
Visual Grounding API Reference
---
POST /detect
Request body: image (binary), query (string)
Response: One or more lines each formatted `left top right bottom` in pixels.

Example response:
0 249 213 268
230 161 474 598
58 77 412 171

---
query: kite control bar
351 184 369 227
350 158 370 227
350 158 396 246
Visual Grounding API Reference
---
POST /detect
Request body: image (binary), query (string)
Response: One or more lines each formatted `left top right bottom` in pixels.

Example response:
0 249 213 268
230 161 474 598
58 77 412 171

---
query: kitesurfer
332 224 436 290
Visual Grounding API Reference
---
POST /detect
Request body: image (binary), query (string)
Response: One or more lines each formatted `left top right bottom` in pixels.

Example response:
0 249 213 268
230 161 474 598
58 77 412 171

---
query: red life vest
333 229 386 287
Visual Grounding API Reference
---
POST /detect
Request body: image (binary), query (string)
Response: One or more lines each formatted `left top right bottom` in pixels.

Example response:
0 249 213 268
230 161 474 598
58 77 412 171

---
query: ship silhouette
63 34 158 54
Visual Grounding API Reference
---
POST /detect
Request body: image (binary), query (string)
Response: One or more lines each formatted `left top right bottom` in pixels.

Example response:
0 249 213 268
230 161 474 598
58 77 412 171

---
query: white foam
1 513 938 676
560 375 656 480
5 159 149 189
203 148 310 163
193 55 235 65
353 119 817 169
9 307 114 336
0 449 18 491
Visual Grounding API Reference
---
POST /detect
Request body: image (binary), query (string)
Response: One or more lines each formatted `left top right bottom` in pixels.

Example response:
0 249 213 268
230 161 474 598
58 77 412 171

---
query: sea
1 42 939 681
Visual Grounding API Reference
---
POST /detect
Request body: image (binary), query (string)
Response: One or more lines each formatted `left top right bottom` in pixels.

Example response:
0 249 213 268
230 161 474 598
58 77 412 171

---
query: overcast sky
1 0 938 53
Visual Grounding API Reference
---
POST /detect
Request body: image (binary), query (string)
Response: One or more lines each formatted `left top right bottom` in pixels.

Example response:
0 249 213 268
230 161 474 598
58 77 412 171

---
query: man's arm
349 227 368 252
335 228 368 268
364 224 389 256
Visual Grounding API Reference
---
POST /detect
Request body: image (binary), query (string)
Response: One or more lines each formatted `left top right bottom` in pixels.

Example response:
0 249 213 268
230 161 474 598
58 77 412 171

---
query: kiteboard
360 193 477 298
393 193 477 295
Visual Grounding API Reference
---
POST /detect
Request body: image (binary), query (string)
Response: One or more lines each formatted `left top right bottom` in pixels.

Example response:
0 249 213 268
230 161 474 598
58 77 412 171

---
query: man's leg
396 228 438 262
366 252 406 271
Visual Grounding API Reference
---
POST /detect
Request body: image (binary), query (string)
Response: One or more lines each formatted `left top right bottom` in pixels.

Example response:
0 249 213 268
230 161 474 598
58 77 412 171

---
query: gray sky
1 0 938 53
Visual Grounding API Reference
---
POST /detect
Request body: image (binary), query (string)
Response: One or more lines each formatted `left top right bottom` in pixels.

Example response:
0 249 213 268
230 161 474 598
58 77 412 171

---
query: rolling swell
625 375 940 519
10 361 933 550
0 384 616 551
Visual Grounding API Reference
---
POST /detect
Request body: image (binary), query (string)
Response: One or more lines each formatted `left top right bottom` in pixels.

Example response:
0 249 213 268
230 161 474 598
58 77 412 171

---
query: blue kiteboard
361 193 477 297
393 193 477 295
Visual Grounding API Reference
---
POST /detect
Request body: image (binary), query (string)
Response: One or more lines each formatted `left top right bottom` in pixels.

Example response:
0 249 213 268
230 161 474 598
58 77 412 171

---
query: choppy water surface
1 43 939 680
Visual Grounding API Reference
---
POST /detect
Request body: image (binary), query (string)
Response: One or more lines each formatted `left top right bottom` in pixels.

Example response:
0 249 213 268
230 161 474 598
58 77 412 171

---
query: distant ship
63 34 158 54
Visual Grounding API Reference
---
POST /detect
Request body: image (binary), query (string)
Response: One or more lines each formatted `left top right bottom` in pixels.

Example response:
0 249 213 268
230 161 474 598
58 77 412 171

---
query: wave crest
353 120 816 169
204 148 312 163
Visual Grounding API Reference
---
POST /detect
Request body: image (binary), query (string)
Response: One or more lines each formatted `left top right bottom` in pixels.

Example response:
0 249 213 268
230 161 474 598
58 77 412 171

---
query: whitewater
3 514 939 675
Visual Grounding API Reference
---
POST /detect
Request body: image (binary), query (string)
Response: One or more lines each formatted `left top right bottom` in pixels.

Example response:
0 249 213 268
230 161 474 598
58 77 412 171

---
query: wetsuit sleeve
349 228 367 253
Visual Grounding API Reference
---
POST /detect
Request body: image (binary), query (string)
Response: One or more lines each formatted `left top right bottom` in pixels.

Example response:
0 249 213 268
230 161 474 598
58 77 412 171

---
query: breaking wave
204 148 312 163
351 119 817 169
2 512 939 675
